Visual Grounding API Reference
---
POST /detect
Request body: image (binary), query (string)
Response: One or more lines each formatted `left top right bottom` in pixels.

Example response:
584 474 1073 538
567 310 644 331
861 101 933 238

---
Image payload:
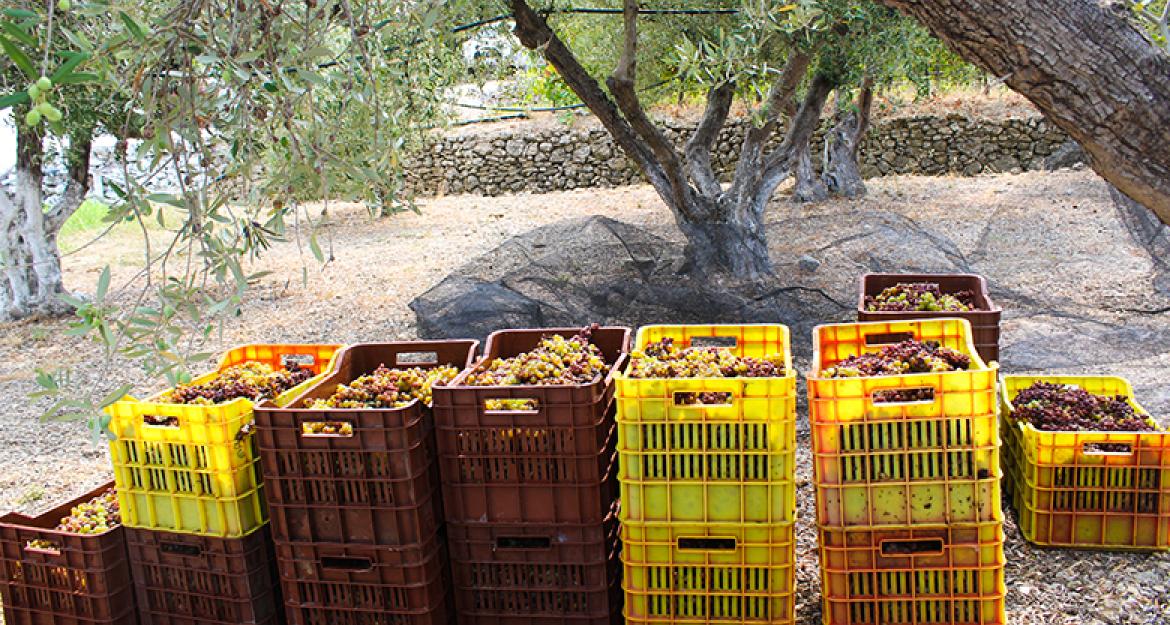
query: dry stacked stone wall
405 115 1070 196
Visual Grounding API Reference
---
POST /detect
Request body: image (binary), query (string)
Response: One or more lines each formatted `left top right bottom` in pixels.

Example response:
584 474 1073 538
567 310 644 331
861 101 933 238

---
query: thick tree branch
507 0 679 211
727 53 810 209
605 0 694 213
755 73 835 212
685 82 734 198
877 0 1170 224
47 133 94 234
851 75 874 155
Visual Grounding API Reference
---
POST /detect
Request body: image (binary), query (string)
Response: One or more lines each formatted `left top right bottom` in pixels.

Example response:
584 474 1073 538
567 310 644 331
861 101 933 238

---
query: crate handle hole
871 387 935 405
281 353 317 368
496 536 551 550
160 542 202 557
690 336 737 349
678 537 737 551
865 332 914 346
322 556 374 571
673 391 734 407
396 351 439 366
23 540 61 555
301 421 355 437
1083 442 1135 455
143 415 180 428
880 538 944 556
484 398 539 414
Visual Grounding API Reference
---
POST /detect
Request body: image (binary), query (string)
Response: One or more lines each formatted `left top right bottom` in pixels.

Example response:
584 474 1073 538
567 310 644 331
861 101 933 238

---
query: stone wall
404 115 1071 196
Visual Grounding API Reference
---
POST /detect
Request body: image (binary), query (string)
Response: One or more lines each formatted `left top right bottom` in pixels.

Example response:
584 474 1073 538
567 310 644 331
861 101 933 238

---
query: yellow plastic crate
1001 375 1170 551
616 325 795 525
809 319 998 424
621 520 795 625
106 343 340 536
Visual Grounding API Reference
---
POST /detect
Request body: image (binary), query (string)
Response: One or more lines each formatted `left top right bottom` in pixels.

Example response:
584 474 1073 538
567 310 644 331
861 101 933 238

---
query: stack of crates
1000 375 1170 551
253 340 478 625
432 327 631 625
104 343 340 625
616 325 798 625
808 319 1006 625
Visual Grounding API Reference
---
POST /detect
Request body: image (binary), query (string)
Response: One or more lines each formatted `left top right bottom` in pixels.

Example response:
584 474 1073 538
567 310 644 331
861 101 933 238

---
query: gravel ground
1 170 1168 624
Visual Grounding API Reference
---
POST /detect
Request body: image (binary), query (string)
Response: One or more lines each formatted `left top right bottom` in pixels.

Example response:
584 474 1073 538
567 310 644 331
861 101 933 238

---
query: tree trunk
677 202 773 279
792 141 828 203
0 124 91 321
823 80 873 198
877 0 1170 224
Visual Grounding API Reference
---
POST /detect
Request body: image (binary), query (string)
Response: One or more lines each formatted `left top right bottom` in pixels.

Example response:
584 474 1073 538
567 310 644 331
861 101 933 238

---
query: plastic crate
818 522 1005 625
448 509 621 624
812 411 1002 527
107 343 340 537
615 325 796 525
621 520 795 625
432 327 629 525
809 319 997 425
126 524 281 625
0 482 136 625
276 532 451 625
255 340 477 546
1000 375 1170 551
857 273 1002 364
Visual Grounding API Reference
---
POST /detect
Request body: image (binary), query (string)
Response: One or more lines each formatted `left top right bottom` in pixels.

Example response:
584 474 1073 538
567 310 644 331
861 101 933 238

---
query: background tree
0 1 129 321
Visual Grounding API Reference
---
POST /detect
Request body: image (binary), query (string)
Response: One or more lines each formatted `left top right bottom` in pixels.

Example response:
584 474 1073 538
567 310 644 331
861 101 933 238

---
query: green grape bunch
627 337 787 379
310 364 459 409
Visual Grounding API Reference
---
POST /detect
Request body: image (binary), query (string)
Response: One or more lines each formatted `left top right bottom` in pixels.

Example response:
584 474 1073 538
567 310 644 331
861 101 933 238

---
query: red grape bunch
163 362 313 405
822 339 971 378
627 337 786 379
1012 382 1158 432
865 282 975 312
466 324 609 386
310 364 459 409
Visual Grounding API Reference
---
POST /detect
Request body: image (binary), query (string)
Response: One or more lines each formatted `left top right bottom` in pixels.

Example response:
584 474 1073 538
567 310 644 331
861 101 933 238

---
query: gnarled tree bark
1 123 92 321
823 77 873 198
876 0 1170 224
509 0 827 281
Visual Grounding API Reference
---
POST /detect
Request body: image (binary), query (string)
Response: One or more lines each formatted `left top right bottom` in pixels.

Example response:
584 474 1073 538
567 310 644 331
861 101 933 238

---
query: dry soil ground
0 169 1167 625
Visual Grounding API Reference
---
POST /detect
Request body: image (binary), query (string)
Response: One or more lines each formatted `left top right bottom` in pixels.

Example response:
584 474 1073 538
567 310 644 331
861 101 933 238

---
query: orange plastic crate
818 522 1005 625
809 319 997 425
1001 375 1170 551
809 319 1001 528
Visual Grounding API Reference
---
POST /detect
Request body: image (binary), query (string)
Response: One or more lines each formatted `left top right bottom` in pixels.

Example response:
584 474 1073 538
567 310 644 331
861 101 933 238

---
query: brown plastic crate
0 482 137 625
438 416 618 525
276 531 451 625
857 273 1002 364
448 511 621 624
126 524 280 625
255 341 477 546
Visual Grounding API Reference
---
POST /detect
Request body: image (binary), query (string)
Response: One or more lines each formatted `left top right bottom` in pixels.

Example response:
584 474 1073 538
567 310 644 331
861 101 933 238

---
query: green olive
36 76 53 91
24 109 42 126
26 84 40 99
43 105 63 122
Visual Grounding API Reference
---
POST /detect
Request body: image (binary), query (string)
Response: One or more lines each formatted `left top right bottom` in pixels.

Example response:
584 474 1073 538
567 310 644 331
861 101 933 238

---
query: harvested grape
310 365 458 409
627 337 785 379
822 339 971 378
865 282 975 312
161 362 312 405
44 489 120 539
485 398 538 411
465 324 609 386
301 421 355 435
1012 382 1159 433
